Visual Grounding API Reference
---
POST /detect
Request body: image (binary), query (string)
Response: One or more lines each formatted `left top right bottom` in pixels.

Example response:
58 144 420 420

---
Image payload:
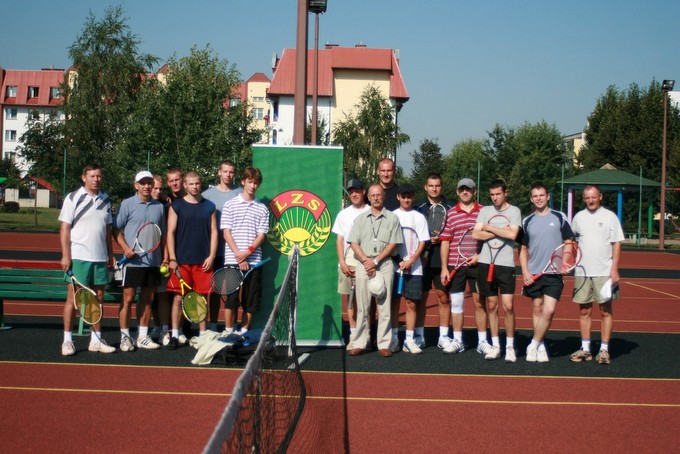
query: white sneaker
138 335 160 350
477 340 493 355
61 341 76 356
120 335 136 352
485 346 501 360
403 339 422 354
447 339 465 354
89 338 116 354
526 344 538 362
160 331 171 347
537 345 550 363
437 336 452 350
177 334 188 346
505 347 517 363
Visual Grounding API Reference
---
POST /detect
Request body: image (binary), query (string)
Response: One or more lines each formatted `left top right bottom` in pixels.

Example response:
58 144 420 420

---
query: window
252 96 265 103
5 85 17 97
229 98 241 107
6 108 18 120
5 130 17 141
49 87 61 99
28 86 39 98
4 151 17 162
252 108 264 119
29 110 40 120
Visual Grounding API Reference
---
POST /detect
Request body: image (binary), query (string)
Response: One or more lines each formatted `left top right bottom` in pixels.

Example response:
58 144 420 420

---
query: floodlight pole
660 79 675 250
293 0 309 145
311 11 320 146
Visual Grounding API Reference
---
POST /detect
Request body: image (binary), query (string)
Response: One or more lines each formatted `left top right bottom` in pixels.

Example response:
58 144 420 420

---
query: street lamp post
309 0 327 146
660 79 675 250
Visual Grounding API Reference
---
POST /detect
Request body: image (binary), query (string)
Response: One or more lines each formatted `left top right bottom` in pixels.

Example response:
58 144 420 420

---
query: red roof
267 46 409 101
0 69 66 107
246 72 271 83
25 175 56 192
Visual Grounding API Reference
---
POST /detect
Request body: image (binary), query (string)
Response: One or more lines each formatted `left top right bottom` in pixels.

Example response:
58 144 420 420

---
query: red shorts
167 263 212 294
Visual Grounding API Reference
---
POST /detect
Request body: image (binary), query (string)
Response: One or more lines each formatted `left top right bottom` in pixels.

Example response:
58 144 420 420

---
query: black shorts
522 274 564 300
122 266 161 288
224 267 262 314
449 265 479 294
476 263 516 296
422 267 446 292
393 273 423 301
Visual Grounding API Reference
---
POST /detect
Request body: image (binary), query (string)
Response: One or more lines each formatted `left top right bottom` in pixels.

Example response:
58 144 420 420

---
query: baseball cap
457 178 476 190
135 171 154 183
346 178 364 190
397 184 414 195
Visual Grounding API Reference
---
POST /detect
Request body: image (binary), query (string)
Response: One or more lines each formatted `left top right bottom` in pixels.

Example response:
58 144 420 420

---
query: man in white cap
332 178 369 346
114 171 166 351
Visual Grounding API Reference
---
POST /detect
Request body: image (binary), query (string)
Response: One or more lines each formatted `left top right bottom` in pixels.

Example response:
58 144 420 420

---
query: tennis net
204 246 305 454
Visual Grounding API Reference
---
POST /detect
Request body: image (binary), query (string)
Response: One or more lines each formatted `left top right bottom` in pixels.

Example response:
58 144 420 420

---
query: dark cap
457 178 476 189
346 178 364 190
397 184 414 195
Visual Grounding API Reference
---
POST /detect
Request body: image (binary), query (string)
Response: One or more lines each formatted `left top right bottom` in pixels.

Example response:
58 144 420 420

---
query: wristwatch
373 258 379 267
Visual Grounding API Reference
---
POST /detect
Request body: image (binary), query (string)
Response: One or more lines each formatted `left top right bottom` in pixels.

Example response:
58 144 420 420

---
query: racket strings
75 289 101 324
137 224 161 251
183 292 208 322
212 268 245 294
550 244 581 273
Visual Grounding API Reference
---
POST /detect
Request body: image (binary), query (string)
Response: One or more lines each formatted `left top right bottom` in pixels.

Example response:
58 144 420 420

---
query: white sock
138 326 148 337
492 336 500 348
582 339 591 352
350 327 356 334
63 331 73 343
120 328 130 339
172 329 179 338
439 326 449 338
600 342 609 352
506 337 514 349
530 339 540 349
453 330 463 343
478 331 487 344
405 330 414 341
90 332 101 342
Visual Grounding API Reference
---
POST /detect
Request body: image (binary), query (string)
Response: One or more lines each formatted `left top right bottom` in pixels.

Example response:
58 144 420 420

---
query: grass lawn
0 207 60 232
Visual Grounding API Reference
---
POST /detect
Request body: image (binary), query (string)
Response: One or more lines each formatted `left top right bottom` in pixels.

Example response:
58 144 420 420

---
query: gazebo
563 164 660 239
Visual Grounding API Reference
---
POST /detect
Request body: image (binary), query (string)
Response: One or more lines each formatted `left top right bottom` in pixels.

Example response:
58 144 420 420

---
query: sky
3 0 680 174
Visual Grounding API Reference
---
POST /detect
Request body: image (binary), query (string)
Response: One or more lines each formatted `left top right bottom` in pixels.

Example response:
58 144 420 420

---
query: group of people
335 158 624 364
59 157 624 365
59 161 268 356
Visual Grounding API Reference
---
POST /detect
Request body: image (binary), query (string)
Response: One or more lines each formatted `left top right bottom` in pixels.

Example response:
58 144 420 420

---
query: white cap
368 274 386 298
135 171 154 183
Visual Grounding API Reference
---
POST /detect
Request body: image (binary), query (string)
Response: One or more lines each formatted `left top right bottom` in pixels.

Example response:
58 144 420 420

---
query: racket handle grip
116 256 128 267
397 272 404 295
531 273 541 283
446 268 456 283
486 264 494 283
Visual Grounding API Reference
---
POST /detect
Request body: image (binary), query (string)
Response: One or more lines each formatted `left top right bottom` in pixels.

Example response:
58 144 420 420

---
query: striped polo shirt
220 194 269 265
439 201 483 268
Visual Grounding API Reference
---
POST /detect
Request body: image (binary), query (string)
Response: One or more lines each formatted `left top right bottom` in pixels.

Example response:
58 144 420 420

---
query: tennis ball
160 265 169 277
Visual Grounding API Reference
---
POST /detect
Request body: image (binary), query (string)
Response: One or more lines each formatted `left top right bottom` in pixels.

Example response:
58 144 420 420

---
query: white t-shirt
392 208 430 276
332 204 370 256
58 187 112 262
572 206 624 277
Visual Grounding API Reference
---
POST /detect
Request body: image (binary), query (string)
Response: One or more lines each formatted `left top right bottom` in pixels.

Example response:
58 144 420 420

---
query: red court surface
1 232 680 452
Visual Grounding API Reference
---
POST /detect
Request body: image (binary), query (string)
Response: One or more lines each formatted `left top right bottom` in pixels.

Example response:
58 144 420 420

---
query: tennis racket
428 203 447 237
117 222 162 266
396 226 420 296
175 269 208 323
211 257 271 296
485 214 511 283
344 247 360 309
446 227 475 283
67 269 102 325
530 242 582 282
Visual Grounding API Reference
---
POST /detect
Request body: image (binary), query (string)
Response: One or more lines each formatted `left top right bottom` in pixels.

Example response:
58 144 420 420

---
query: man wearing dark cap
332 178 369 347
393 184 430 353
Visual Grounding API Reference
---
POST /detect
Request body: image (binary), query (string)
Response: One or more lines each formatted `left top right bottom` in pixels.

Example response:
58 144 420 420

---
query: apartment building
0 67 65 173
232 72 271 143
266 44 409 146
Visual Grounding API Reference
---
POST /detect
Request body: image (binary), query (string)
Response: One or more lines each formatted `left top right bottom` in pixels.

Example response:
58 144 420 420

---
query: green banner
253 145 343 346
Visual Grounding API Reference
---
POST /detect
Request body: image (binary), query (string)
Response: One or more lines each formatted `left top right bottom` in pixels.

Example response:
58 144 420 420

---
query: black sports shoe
166 337 179 350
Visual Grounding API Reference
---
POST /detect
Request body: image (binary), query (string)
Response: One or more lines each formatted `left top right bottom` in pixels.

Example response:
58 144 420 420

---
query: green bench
0 268 125 334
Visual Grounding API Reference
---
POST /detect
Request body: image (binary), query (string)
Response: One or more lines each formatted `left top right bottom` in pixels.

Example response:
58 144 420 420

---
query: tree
582 81 680 186
333 85 409 184
485 121 571 214
61 6 158 200
409 138 445 198
0 158 24 189
442 138 494 199
129 45 262 183
16 112 66 194
305 113 331 146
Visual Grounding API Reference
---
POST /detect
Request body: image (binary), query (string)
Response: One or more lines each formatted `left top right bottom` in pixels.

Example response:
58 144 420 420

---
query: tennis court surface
1 232 679 453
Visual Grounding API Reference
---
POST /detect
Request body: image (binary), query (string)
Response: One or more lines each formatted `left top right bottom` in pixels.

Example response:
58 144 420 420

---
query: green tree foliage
127 45 261 185
582 81 680 187
0 158 24 189
16 112 66 194
442 138 494 200
61 6 158 199
333 85 409 184
485 121 571 213
409 138 445 198
305 113 331 146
